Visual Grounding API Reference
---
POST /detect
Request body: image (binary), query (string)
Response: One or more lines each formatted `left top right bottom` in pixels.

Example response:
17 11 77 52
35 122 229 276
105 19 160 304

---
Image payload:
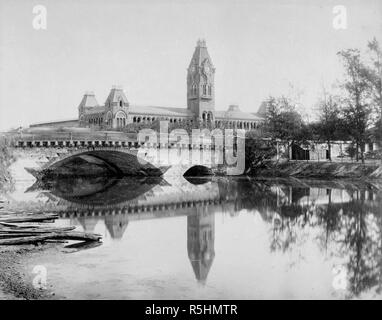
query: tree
366 38 382 151
366 38 382 121
244 130 277 174
263 95 307 159
337 49 373 163
315 91 343 161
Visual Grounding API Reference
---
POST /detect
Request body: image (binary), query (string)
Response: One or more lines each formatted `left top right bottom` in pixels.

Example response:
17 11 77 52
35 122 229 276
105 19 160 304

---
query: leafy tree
366 38 382 151
263 95 307 159
366 38 382 121
314 91 344 161
244 130 277 173
337 49 373 163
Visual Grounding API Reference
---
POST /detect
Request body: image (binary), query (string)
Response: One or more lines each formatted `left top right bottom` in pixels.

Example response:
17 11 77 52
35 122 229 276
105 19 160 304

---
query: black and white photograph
0 0 381 306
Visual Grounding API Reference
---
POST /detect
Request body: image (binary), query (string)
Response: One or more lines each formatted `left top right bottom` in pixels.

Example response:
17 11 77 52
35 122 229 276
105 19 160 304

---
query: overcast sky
0 0 381 130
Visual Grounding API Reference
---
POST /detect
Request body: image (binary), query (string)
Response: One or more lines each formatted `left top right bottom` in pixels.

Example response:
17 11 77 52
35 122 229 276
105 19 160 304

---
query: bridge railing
6 131 137 142
3 130 239 151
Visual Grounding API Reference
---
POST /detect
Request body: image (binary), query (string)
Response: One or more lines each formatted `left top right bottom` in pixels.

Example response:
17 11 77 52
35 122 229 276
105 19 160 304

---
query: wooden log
0 214 58 223
63 241 102 253
44 240 69 244
53 231 102 242
0 233 39 238
0 222 52 228
0 213 58 218
0 233 56 245
0 231 102 245
0 226 76 234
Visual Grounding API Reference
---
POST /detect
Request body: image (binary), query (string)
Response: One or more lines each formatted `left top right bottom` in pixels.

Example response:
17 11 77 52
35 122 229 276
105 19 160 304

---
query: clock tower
187 39 215 124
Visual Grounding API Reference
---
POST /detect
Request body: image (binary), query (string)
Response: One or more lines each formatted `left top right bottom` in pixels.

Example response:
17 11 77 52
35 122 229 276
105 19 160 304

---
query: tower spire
187 39 215 123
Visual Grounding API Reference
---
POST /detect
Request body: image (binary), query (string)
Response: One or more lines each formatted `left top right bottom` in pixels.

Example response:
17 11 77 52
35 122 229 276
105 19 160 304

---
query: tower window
203 84 207 95
192 83 197 95
208 85 212 95
119 100 123 107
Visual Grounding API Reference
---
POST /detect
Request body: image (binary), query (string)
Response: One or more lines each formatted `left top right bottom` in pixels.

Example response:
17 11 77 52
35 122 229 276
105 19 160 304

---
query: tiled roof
129 105 193 117
78 93 99 109
215 110 263 121
83 106 106 115
80 103 265 120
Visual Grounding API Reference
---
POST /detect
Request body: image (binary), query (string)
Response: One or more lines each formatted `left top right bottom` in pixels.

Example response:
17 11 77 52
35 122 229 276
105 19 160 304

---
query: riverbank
0 245 58 300
252 161 382 179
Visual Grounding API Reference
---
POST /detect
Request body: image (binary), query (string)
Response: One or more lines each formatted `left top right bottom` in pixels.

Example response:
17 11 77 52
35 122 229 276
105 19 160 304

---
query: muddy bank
0 245 59 300
252 161 382 179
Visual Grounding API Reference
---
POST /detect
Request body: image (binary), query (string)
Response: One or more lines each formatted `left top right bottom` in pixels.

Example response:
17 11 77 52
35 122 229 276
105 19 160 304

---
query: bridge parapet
15 139 232 151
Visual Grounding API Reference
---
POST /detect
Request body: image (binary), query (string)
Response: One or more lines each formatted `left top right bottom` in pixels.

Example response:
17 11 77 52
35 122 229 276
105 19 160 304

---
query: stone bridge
13 145 232 179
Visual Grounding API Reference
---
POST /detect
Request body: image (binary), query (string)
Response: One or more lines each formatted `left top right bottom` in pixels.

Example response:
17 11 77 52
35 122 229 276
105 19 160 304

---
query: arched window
208 85 212 96
119 100 123 107
191 83 197 95
202 84 207 95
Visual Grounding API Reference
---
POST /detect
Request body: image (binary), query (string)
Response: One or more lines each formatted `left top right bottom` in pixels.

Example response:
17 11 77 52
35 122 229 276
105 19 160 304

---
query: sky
0 0 381 131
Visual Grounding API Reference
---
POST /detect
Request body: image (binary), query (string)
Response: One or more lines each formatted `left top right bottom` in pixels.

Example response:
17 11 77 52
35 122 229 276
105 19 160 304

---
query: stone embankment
253 161 382 179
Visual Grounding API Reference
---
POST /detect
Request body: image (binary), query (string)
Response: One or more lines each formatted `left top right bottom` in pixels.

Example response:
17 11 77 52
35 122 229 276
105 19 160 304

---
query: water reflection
187 210 215 284
8 175 382 298
27 176 168 206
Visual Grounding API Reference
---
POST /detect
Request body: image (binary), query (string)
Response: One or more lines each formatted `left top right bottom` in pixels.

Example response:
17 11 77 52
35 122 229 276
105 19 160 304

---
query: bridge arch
38 148 164 178
183 165 213 177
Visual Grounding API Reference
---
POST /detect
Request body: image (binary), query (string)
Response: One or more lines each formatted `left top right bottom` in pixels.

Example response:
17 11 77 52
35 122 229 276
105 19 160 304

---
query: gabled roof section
78 92 99 109
105 86 129 105
215 105 264 121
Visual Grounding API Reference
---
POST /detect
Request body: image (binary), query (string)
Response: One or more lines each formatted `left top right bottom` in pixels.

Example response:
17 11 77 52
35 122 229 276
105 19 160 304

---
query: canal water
2 175 382 299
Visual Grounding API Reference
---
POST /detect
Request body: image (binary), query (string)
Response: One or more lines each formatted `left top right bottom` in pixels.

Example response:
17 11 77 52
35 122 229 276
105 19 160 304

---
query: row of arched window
83 114 260 130
215 120 260 130
116 117 126 128
202 111 214 122
84 114 125 128
132 116 192 125
191 83 212 96
200 113 259 129
88 117 103 125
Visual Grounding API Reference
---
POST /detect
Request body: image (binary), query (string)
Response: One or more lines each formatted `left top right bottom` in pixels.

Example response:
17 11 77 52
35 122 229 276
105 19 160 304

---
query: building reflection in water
22 174 382 295
187 208 215 284
104 214 129 240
